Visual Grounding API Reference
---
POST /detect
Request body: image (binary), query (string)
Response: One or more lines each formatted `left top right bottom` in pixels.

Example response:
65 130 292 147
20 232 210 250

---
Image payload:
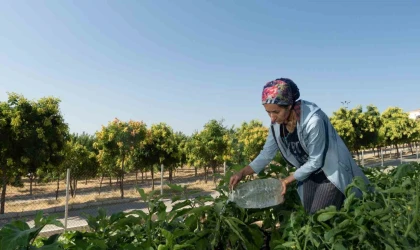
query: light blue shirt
249 100 370 202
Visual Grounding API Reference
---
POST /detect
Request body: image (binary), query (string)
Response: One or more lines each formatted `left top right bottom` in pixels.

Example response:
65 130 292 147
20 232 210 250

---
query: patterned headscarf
261 78 300 106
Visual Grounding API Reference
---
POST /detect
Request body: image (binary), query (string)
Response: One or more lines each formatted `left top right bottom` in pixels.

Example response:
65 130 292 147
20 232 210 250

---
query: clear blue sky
1 1 419 136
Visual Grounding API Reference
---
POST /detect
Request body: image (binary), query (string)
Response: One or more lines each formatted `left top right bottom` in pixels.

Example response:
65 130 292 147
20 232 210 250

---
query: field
3 167 220 214
1 158 419 249
1 150 415 215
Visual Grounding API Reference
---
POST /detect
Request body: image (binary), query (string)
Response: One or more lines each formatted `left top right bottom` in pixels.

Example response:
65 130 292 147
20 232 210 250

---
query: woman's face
264 104 291 124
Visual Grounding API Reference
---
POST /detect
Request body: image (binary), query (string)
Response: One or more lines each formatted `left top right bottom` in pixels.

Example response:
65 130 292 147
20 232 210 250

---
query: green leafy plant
0 211 63 250
2 162 419 249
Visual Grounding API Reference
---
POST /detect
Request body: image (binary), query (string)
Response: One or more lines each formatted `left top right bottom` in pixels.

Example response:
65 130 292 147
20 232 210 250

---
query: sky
1 1 419 136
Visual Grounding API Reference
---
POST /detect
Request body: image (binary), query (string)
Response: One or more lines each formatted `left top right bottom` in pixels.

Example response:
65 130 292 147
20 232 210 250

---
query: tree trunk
151 166 155 191
212 166 216 184
204 166 208 184
136 170 138 185
99 174 104 195
409 143 414 154
109 176 112 186
75 179 78 198
85 177 88 185
29 174 34 196
141 170 144 182
395 144 399 156
120 157 125 199
70 178 74 198
169 167 173 184
195 167 197 177
1 166 7 214
55 175 60 200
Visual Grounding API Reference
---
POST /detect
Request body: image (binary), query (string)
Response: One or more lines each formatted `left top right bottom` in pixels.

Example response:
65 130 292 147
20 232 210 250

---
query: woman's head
261 78 300 106
261 78 300 124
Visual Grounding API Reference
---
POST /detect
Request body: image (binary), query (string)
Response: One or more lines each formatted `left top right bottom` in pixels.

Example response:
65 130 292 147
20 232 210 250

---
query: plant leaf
317 212 337 222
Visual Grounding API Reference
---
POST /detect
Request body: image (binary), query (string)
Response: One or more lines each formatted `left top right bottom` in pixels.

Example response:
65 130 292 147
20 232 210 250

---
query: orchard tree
0 100 17 214
236 120 268 163
15 95 68 195
61 140 98 198
0 93 68 214
73 132 97 153
168 131 188 182
330 105 381 159
415 120 420 148
222 126 239 169
146 123 177 190
184 132 203 177
380 107 417 155
95 119 147 198
197 119 228 183
359 105 382 156
330 107 356 151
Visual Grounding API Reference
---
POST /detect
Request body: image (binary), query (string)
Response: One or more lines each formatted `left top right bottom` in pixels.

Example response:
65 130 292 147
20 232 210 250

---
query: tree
236 120 268 163
168 131 188 182
0 100 18 214
145 123 178 190
184 132 203 177
0 93 68 214
361 105 382 156
61 140 98 198
222 125 239 168
380 107 418 156
197 119 228 183
330 105 381 159
95 119 147 198
330 107 357 151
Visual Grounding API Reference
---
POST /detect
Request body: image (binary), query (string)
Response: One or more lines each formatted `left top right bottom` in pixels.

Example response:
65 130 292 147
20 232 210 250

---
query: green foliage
2 160 420 249
2 93 420 249
148 123 178 166
184 119 229 183
0 211 63 250
273 163 420 249
380 107 418 148
236 120 268 163
61 139 99 197
330 105 381 152
0 93 68 214
95 118 147 198
199 119 229 167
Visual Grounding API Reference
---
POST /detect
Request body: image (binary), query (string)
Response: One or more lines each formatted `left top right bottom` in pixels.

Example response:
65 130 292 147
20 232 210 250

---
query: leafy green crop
1 162 419 249
0 211 63 250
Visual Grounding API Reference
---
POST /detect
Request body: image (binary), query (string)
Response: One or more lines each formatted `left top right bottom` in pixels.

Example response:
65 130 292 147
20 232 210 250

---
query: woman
229 78 370 214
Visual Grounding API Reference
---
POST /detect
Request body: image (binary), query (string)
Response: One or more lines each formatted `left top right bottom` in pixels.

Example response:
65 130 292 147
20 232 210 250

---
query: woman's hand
229 171 243 190
229 165 255 190
281 174 296 196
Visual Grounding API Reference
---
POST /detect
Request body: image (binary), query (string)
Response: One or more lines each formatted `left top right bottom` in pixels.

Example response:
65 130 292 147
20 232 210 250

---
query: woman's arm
248 125 279 173
229 126 279 189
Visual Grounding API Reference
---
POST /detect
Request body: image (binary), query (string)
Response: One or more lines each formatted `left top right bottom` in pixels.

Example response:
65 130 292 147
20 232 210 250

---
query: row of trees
331 105 420 157
1 92 420 214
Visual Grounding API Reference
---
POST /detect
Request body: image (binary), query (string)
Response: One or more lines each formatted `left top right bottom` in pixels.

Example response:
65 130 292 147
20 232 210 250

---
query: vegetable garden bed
1 162 419 249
